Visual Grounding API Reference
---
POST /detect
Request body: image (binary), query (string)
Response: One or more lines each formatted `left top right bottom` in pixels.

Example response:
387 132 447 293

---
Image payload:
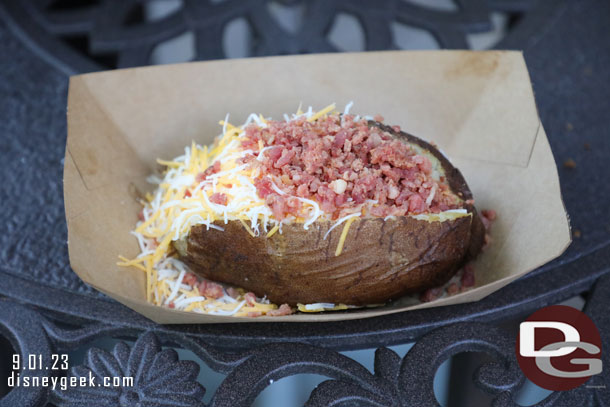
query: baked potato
173 120 485 306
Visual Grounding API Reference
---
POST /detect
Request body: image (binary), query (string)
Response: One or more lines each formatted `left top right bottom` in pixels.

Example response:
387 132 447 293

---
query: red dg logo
516 305 603 391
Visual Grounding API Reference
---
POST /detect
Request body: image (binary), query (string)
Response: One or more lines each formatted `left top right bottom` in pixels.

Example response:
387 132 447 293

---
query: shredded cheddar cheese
307 103 336 122
266 224 280 238
335 216 357 256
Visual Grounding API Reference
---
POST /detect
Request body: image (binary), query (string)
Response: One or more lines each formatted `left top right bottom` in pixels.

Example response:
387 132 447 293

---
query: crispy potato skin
178 216 475 305
175 123 485 305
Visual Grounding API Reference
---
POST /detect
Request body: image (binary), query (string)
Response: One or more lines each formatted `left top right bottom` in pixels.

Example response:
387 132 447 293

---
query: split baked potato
174 122 485 305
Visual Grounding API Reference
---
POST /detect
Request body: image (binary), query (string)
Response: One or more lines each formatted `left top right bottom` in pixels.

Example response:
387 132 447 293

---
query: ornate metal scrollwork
0 0 565 73
1 275 608 406
52 332 205 407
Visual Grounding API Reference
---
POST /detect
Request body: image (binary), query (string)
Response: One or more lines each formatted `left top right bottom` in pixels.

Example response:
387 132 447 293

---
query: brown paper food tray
64 50 570 323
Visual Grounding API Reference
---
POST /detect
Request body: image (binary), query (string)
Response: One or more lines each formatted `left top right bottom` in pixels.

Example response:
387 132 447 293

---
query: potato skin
174 124 485 305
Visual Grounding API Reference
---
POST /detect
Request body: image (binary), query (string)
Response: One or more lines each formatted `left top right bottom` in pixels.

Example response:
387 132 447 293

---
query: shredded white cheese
118 104 344 316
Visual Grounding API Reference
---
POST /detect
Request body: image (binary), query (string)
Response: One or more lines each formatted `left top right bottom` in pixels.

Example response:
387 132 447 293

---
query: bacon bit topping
138 209 145 222
168 302 175 309
209 192 228 205
265 194 302 221
197 280 224 299
267 303 293 316
461 263 476 288
481 209 497 221
480 209 497 250
420 287 442 302
244 292 257 306
183 272 198 286
243 114 460 219
226 287 240 299
421 261 481 302
254 177 274 198
184 189 192 198
447 283 459 296
196 160 221 182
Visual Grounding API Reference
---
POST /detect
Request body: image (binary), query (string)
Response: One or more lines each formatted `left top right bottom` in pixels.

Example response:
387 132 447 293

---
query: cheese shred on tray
118 103 468 317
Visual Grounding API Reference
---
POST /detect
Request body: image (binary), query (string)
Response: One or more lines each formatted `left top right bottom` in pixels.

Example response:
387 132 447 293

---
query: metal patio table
0 1 608 406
